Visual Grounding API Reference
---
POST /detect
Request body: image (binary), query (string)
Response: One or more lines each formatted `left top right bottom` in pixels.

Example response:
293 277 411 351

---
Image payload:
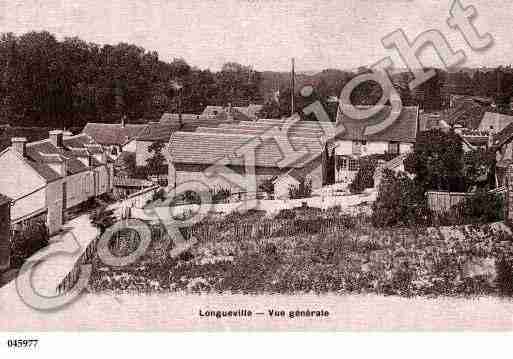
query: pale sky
0 0 510 72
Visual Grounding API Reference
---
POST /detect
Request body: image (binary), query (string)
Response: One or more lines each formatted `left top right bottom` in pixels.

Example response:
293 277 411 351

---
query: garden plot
86 206 513 298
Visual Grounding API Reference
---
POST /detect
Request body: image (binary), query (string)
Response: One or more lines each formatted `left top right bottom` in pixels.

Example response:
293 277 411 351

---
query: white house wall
46 180 64 234
122 140 137 153
274 176 300 199
335 140 413 156
94 166 110 196
65 171 94 209
136 140 153 167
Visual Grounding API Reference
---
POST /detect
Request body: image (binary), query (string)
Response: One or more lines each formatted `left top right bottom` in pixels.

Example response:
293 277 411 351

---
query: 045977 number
7 339 38 349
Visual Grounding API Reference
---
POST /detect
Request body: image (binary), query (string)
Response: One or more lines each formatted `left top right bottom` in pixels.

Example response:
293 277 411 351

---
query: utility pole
291 58 295 116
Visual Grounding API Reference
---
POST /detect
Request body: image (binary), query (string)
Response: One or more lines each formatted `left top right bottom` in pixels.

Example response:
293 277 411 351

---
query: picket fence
56 185 160 294
181 216 354 242
426 187 507 217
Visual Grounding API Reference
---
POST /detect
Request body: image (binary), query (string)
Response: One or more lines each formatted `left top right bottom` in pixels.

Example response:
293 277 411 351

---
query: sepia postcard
2 0 513 349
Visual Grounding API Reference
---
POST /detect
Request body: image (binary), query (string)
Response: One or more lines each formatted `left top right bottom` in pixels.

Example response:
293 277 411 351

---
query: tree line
1 31 513 129
0 31 262 128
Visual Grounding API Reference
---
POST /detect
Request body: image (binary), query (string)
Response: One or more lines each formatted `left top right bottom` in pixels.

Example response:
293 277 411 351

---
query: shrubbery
372 169 429 227
456 189 504 224
349 157 379 194
11 219 49 267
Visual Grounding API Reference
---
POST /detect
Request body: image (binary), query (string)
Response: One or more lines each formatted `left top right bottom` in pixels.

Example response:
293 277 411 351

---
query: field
85 206 513 297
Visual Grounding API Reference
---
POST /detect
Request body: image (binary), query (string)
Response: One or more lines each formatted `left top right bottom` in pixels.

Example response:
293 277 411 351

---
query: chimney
121 115 126 128
227 103 233 121
11 137 27 157
59 157 68 177
488 125 495 148
49 130 63 148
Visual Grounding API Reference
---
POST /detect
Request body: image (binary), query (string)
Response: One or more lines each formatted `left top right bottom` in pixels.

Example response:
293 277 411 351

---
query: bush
11 220 49 267
372 169 429 227
288 179 312 199
349 157 379 194
496 256 513 297
90 206 116 234
455 189 504 224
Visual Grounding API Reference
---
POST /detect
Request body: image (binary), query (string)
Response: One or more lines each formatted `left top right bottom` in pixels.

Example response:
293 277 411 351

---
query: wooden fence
426 187 507 217
181 216 355 242
56 234 100 294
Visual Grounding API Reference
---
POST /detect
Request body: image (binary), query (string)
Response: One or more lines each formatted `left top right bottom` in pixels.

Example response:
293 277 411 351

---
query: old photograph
1 0 513 345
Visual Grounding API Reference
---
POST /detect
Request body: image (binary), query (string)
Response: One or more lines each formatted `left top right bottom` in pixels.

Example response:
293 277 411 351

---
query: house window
348 159 359 172
337 157 348 171
352 141 362 155
388 141 400 155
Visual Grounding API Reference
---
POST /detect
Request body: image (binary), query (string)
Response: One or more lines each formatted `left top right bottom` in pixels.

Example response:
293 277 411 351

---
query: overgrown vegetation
372 169 428 227
10 219 49 268
87 209 513 297
452 189 505 224
90 206 116 235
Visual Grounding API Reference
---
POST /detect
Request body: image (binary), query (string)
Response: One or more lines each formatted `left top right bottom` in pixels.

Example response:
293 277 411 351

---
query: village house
0 193 11 272
166 130 325 199
333 105 419 184
489 121 513 187
201 104 262 122
135 113 240 168
82 117 147 158
0 130 114 234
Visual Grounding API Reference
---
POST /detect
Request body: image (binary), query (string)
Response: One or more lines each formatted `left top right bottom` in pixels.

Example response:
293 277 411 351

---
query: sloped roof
491 121 513 149
137 122 180 142
82 123 146 146
443 101 489 129
22 134 104 182
201 106 225 118
197 121 337 143
168 132 324 168
159 115 239 133
479 112 513 133
159 113 202 122
233 104 263 120
335 105 419 142
200 105 259 122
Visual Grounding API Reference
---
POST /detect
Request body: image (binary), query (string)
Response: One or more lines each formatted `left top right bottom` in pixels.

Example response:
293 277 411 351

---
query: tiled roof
200 105 260 122
335 105 419 142
492 121 513 149
168 131 324 169
442 101 490 129
201 106 225 118
479 112 513 133
197 121 332 141
136 122 180 142
159 115 239 132
160 113 202 122
82 123 146 146
22 134 104 181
